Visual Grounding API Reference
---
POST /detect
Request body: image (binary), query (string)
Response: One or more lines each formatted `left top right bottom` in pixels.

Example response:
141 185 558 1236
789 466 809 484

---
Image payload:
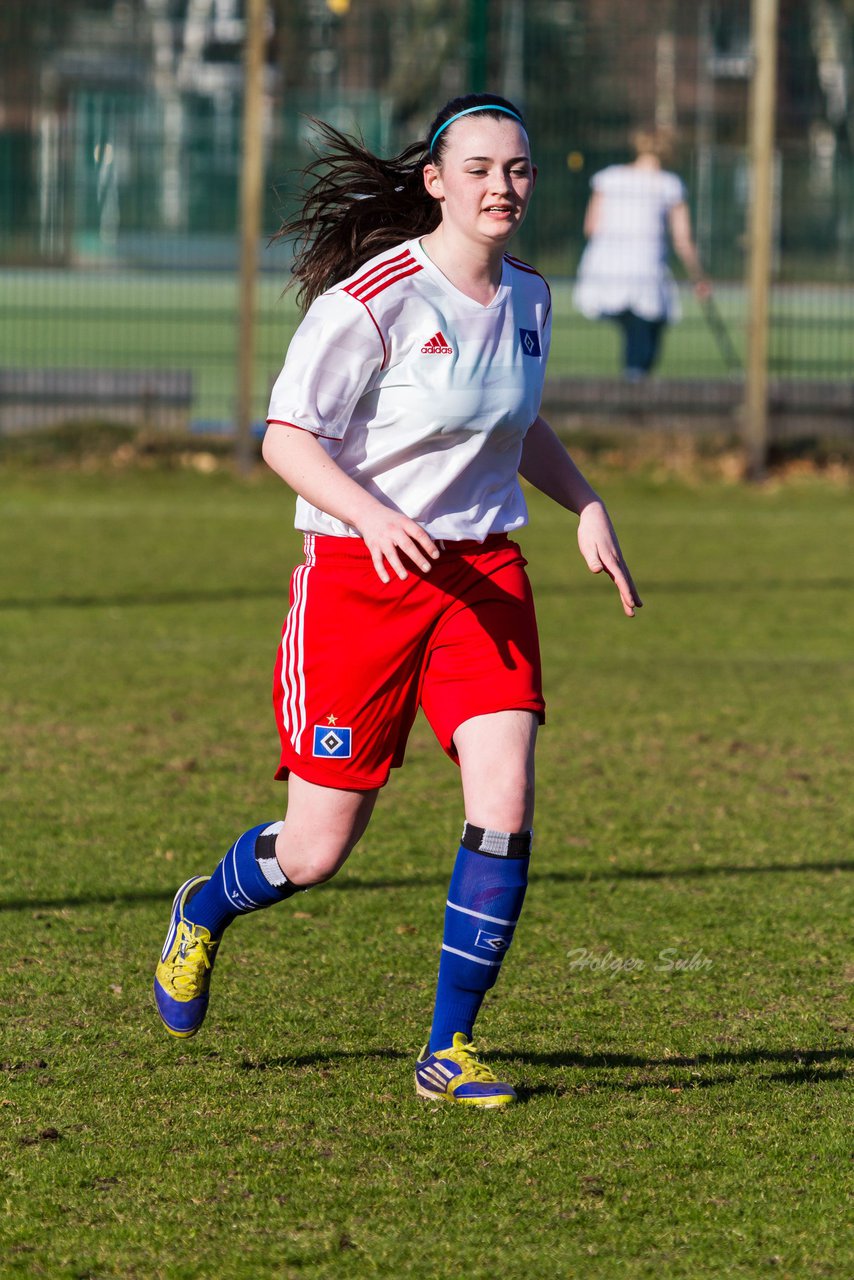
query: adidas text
421 330 453 355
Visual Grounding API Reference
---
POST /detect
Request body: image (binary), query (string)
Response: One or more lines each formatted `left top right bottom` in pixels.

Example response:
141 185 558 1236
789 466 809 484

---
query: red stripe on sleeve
346 248 414 294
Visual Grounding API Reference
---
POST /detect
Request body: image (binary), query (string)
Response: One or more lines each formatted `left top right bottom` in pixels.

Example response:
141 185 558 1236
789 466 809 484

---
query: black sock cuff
254 830 291 891
254 832 279 862
461 823 532 859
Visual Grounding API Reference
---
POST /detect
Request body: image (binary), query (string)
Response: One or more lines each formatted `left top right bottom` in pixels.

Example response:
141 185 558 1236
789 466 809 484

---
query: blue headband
429 105 525 154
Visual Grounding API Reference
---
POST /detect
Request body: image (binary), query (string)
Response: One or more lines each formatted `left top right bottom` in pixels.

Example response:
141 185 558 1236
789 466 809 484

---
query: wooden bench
541 376 854 440
0 368 194 433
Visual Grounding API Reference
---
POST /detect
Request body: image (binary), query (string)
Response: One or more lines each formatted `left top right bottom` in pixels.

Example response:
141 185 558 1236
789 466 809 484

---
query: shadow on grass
507 1046 853 1070
533 576 854 599
2 576 852 612
238 1047 409 1070
0 585 281 611
242 1046 851 1071
1 859 851 912
0 889 178 912
321 860 854 889
513 1066 850 1100
234 1045 851 1100
507 1046 853 1099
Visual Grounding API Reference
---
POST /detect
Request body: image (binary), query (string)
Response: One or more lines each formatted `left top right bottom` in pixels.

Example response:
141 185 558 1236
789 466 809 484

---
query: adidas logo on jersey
421 330 453 355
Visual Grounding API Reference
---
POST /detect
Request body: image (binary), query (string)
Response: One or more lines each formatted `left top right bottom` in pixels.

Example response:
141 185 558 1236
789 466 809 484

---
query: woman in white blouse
574 127 710 379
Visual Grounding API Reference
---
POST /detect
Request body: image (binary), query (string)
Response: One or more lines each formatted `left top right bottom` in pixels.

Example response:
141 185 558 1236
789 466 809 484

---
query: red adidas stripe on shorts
272 532 545 790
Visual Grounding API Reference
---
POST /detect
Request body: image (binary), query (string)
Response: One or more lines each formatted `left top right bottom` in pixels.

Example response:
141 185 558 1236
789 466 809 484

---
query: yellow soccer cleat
153 877 220 1038
415 1032 517 1107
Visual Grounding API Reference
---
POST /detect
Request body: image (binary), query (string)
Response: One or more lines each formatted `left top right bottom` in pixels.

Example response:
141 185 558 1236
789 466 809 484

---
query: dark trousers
609 309 666 378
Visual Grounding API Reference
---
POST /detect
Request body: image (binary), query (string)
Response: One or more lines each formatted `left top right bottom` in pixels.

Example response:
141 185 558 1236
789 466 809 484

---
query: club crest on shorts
312 724 353 758
519 327 542 357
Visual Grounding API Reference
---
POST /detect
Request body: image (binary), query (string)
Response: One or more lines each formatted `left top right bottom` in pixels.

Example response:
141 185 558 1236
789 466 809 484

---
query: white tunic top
573 165 685 322
267 238 552 542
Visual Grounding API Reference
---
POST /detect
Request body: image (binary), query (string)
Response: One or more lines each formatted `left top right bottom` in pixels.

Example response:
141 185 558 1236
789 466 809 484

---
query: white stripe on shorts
280 535 314 753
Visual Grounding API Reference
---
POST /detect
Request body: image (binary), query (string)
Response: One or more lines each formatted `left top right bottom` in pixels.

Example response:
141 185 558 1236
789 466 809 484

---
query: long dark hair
275 94 526 311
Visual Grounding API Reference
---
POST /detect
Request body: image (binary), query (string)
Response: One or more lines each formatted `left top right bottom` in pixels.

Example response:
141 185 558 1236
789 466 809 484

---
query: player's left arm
519 414 642 618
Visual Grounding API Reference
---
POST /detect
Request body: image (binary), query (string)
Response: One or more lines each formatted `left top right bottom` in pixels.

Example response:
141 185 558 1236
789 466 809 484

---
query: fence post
469 0 489 93
743 0 779 481
236 0 266 473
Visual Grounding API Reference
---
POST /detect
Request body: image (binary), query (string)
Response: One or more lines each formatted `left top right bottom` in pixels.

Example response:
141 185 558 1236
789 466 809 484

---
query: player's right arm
262 425 438 584
265 290 438 583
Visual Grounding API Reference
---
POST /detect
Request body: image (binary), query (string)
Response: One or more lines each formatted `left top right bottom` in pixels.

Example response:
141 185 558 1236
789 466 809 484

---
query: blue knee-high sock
428 824 531 1053
184 821 302 939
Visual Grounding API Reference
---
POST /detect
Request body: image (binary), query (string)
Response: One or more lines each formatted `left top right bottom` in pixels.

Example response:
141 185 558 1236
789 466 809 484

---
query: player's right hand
358 510 440 584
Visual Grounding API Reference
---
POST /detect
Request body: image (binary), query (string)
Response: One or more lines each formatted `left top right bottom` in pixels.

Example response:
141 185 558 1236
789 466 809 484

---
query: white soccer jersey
266 237 552 541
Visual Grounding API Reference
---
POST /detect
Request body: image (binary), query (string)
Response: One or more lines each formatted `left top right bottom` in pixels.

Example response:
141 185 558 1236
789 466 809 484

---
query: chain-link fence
1 0 853 432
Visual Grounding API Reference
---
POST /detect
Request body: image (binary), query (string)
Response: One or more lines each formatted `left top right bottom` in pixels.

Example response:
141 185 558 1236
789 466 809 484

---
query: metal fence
1 0 853 433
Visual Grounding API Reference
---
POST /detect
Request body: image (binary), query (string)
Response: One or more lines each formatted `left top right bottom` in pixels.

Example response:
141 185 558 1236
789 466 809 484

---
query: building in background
1 0 852 278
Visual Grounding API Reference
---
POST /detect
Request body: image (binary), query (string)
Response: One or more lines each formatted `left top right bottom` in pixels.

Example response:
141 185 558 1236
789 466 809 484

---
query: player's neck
420 228 505 305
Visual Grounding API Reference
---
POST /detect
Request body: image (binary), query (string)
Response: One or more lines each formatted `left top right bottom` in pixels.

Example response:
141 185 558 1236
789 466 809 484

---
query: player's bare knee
275 831 356 886
289 859 339 886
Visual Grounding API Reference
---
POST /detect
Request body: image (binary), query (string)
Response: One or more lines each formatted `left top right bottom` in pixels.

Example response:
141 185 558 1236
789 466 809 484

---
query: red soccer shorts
272 532 545 790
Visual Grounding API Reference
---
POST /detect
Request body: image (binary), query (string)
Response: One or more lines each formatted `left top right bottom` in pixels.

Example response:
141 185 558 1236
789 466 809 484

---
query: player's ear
423 163 444 202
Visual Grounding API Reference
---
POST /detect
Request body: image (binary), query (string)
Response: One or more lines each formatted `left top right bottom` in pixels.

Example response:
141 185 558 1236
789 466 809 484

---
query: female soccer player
154 93 641 1107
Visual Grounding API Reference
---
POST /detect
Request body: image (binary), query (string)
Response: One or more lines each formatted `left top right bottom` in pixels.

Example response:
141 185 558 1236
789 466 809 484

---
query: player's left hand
577 501 643 617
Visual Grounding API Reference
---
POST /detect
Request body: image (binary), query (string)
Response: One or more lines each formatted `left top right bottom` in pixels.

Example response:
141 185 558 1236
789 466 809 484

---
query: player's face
424 116 536 248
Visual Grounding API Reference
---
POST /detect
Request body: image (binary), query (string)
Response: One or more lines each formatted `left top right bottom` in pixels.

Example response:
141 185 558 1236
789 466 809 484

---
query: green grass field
1 458 852 1278
3 269 854 428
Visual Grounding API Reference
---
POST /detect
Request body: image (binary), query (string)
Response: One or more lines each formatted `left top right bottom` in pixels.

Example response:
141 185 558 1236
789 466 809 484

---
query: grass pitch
0 458 851 1278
